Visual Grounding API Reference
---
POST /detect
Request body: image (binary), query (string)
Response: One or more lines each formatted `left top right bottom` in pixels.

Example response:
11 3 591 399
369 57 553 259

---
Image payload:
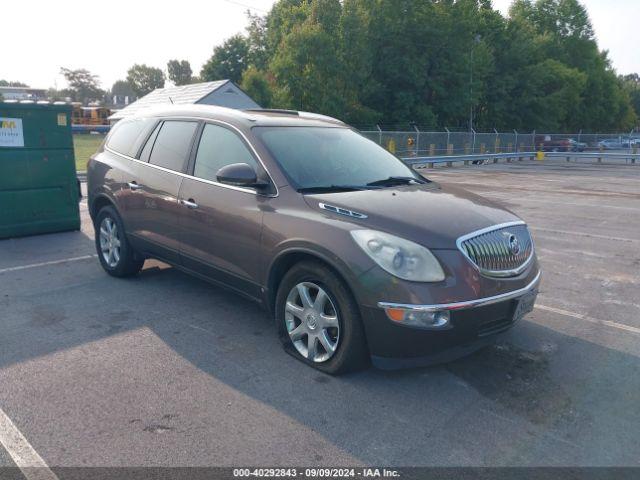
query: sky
3 0 638 90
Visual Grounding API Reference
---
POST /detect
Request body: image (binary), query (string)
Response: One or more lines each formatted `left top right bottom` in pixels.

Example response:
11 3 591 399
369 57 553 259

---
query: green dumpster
0 102 80 239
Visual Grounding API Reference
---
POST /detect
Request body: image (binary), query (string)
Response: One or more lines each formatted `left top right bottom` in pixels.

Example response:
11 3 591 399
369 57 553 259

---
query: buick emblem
508 234 521 255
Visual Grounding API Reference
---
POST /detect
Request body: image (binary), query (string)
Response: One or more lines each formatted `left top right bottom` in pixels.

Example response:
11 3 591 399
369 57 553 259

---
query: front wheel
275 261 369 374
95 206 144 277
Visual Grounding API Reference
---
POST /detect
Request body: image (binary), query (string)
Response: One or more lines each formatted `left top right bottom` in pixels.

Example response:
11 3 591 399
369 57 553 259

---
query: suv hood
303 182 521 249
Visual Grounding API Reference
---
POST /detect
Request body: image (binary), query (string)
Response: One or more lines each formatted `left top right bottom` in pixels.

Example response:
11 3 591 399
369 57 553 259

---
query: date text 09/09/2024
232 468 401 478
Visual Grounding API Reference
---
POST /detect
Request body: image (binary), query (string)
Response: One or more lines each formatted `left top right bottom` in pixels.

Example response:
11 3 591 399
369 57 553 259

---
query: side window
193 124 258 182
106 117 155 157
148 121 198 172
138 122 161 162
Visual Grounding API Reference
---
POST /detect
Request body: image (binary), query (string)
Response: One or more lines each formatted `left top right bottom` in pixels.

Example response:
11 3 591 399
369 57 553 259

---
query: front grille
458 223 533 277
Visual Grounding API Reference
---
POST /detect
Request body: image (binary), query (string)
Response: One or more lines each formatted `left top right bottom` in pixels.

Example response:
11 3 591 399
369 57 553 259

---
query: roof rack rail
244 108 299 116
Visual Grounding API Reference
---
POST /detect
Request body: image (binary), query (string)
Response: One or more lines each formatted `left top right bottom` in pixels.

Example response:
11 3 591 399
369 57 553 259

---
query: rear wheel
275 261 369 374
95 206 144 277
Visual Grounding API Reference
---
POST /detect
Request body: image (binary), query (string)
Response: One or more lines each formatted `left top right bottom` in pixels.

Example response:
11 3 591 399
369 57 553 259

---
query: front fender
264 239 375 314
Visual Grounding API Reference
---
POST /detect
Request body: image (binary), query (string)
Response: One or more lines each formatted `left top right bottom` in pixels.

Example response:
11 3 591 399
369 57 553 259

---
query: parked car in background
88 105 540 374
536 136 572 152
598 138 632 150
567 139 587 152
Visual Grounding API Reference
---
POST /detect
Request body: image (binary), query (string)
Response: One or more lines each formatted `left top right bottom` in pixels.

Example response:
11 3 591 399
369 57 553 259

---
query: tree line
37 62 194 105
5 0 637 132
218 0 638 132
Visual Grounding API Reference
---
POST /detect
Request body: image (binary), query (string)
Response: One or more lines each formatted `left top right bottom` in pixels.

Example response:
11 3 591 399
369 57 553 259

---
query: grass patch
73 134 105 172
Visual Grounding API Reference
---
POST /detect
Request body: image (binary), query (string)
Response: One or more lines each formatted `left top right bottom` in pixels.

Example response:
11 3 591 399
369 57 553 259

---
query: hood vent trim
319 203 368 219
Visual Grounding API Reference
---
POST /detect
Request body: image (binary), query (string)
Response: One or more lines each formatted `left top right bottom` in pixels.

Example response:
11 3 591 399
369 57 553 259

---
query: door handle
180 199 199 209
128 181 142 191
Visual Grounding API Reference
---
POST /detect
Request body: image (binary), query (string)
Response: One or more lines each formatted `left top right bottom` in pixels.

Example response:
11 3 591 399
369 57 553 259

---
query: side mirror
216 163 265 188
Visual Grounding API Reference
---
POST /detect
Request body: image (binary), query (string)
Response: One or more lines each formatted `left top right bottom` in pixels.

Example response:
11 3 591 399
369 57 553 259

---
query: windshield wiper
366 176 426 187
297 184 373 193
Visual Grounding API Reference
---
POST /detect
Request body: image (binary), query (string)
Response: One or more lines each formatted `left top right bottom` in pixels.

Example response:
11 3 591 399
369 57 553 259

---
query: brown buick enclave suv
87 105 540 374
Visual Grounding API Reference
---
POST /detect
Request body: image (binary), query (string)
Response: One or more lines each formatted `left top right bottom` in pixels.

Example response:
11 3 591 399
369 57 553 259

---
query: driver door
177 123 267 300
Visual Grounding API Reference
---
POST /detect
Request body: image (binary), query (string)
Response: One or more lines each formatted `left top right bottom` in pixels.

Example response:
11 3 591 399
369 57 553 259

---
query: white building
108 80 260 122
0 86 47 101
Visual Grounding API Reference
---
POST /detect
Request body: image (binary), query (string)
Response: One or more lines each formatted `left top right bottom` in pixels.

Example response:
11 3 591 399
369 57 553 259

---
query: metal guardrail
402 152 537 167
401 151 640 167
545 152 639 163
363 127 640 157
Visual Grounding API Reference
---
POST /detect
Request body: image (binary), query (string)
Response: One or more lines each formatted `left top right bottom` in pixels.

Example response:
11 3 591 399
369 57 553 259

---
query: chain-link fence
359 128 640 157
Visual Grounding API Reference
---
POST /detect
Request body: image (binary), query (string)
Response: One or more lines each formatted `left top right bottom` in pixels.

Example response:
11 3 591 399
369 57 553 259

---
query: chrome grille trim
456 221 534 278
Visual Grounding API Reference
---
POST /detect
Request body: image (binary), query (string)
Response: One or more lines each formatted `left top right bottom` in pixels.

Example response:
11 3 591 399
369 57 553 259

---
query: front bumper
378 270 541 313
363 271 541 369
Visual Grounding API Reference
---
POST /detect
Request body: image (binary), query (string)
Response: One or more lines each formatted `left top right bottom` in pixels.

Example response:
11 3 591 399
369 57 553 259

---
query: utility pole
469 34 481 133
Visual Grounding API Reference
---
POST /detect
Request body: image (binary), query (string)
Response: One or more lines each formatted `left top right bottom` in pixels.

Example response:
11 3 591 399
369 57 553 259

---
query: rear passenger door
177 122 267 300
101 116 156 213
125 120 199 263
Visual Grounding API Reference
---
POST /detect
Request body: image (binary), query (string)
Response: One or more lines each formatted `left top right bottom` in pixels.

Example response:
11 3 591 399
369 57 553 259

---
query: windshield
253 127 423 191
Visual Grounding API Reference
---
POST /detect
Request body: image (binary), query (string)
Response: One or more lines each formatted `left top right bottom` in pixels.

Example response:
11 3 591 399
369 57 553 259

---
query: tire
94 205 144 277
275 261 369 374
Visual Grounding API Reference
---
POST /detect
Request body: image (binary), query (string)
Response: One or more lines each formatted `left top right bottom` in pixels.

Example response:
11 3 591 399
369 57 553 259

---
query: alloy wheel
99 217 121 268
285 282 340 363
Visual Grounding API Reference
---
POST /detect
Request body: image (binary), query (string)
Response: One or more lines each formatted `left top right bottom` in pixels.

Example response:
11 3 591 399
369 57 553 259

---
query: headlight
351 229 445 282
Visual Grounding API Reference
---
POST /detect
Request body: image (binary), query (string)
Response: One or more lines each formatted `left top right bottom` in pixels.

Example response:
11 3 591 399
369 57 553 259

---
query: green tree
60 67 105 104
264 0 311 61
621 74 640 124
266 0 377 122
514 59 587 131
240 66 273 107
167 59 193 85
46 87 74 102
201 35 250 83
576 59 636 131
126 64 165 97
510 0 636 131
356 0 442 125
474 4 541 130
246 12 269 70
336 0 380 123
110 80 136 98
214 0 635 130
270 1 342 114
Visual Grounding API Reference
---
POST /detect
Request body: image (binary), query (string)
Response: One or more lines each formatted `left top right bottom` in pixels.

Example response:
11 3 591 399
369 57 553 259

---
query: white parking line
530 227 639 244
482 194 640 212
0 255 97 274
0 406 58 480
535 304 640 335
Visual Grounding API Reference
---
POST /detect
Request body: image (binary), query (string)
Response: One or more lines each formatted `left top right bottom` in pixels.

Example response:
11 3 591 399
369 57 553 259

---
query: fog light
384 308 450 329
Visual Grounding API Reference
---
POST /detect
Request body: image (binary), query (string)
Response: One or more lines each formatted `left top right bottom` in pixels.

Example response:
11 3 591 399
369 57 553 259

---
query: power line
220 0 268 13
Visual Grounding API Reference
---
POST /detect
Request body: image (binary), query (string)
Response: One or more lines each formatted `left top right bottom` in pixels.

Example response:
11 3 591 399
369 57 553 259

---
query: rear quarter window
147 121 199 172
106 118 156 157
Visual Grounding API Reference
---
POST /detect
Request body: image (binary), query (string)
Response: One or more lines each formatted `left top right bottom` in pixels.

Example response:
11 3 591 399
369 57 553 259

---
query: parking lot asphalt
0 448 15 469
0 158 639 469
